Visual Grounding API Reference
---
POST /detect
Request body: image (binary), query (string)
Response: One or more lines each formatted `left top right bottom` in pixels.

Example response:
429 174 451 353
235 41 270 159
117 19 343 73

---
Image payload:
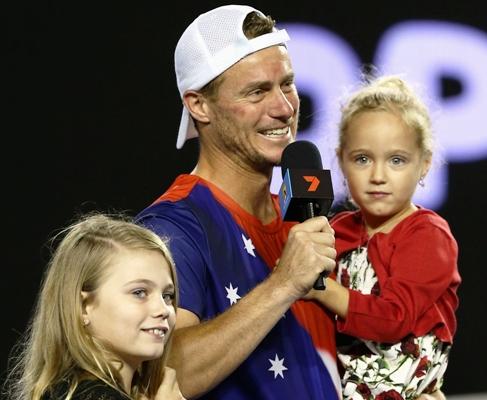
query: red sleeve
337 221 459 343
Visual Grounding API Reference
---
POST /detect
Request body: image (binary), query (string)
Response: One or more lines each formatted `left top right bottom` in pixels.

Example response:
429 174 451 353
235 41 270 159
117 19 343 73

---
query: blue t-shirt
137 175 339 400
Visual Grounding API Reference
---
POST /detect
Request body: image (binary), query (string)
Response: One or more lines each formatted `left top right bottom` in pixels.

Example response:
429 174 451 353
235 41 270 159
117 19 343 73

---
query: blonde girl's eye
390 156 407 166
354 155 369 165
132 289 147 299
162 292 175 305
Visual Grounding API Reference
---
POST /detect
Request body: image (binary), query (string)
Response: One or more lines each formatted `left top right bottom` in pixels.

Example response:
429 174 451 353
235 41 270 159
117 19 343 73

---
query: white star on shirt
241 233 256 257
225 283 241 305
268 354 288 379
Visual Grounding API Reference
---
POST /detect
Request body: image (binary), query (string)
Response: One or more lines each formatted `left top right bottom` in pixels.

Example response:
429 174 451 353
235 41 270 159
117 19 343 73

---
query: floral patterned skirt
338 333 450 399
337 247 451 399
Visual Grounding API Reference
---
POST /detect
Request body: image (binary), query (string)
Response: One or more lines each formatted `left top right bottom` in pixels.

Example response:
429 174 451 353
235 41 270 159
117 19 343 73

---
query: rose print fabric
337 247 450 399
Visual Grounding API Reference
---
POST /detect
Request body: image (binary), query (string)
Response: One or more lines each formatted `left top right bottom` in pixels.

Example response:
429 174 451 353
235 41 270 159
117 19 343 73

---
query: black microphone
278 140 334 290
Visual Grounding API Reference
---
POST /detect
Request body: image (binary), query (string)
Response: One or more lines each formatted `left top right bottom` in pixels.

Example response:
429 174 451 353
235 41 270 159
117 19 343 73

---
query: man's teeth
147 328 165 337
263 127 289 136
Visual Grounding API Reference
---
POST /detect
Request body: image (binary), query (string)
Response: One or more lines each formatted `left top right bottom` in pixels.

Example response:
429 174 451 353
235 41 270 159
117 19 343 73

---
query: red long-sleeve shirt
331 209 461 344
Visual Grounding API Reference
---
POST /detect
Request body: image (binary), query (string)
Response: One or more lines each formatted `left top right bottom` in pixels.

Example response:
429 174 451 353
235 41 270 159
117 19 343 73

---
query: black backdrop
5 1 487 395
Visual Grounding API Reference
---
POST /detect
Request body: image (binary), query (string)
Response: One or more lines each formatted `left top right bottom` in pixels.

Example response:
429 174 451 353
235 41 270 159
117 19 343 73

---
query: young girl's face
340 109 430 229
83 248 176 370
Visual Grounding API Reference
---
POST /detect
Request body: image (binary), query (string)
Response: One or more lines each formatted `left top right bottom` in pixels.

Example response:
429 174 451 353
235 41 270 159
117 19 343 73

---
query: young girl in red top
308 75 461 399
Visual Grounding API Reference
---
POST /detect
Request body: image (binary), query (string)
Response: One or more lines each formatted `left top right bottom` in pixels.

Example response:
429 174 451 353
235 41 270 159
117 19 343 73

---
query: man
136 5 339 399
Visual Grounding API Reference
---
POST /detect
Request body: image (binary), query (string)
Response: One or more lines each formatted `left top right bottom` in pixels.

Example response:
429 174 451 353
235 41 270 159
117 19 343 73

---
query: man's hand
274 216 336 299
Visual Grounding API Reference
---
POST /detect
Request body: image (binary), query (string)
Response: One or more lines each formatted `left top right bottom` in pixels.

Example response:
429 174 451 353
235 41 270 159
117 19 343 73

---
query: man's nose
268 88 296 120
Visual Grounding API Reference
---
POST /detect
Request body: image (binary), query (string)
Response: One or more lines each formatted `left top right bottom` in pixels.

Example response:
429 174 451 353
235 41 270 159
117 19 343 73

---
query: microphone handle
306 202 327 290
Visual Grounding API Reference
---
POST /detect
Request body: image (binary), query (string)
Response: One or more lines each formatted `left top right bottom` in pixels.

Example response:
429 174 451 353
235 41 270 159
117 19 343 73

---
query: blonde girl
5 213 185 399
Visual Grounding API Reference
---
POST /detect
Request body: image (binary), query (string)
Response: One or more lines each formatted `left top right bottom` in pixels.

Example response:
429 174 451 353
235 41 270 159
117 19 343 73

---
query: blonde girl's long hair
4 213 178 400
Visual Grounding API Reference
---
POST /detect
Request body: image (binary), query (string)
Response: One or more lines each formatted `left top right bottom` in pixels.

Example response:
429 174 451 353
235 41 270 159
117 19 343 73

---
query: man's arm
167 217 336 398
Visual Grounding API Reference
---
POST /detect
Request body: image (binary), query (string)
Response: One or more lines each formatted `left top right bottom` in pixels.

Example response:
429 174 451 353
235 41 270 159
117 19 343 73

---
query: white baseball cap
174 5 290 149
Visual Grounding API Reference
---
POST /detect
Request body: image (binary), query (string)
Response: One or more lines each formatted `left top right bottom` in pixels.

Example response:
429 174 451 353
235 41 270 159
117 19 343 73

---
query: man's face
203 46 300 173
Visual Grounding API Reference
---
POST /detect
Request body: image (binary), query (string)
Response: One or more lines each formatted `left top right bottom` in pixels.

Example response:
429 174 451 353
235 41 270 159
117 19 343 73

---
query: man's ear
183 91 211 124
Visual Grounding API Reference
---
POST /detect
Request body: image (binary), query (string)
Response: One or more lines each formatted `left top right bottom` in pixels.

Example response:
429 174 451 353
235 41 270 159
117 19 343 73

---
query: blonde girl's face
83 248 176 370
340 110 431 230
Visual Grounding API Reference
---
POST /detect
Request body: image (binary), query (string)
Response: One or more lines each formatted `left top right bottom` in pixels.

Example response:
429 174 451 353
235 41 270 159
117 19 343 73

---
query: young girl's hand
417 390 446 400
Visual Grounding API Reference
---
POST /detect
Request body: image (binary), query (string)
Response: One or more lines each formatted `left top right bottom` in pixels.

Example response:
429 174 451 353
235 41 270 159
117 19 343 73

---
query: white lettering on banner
375 21 487 208
271 21 487 210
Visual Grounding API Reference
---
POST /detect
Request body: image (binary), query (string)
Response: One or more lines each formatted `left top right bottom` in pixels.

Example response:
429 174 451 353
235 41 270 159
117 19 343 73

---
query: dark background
5 1 487 395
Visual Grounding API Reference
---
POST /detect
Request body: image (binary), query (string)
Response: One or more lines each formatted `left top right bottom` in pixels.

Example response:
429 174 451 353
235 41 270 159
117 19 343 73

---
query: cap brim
176 107 199 149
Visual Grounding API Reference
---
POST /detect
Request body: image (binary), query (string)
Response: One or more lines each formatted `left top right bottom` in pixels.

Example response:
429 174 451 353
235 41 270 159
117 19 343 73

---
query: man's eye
249 89 264 97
